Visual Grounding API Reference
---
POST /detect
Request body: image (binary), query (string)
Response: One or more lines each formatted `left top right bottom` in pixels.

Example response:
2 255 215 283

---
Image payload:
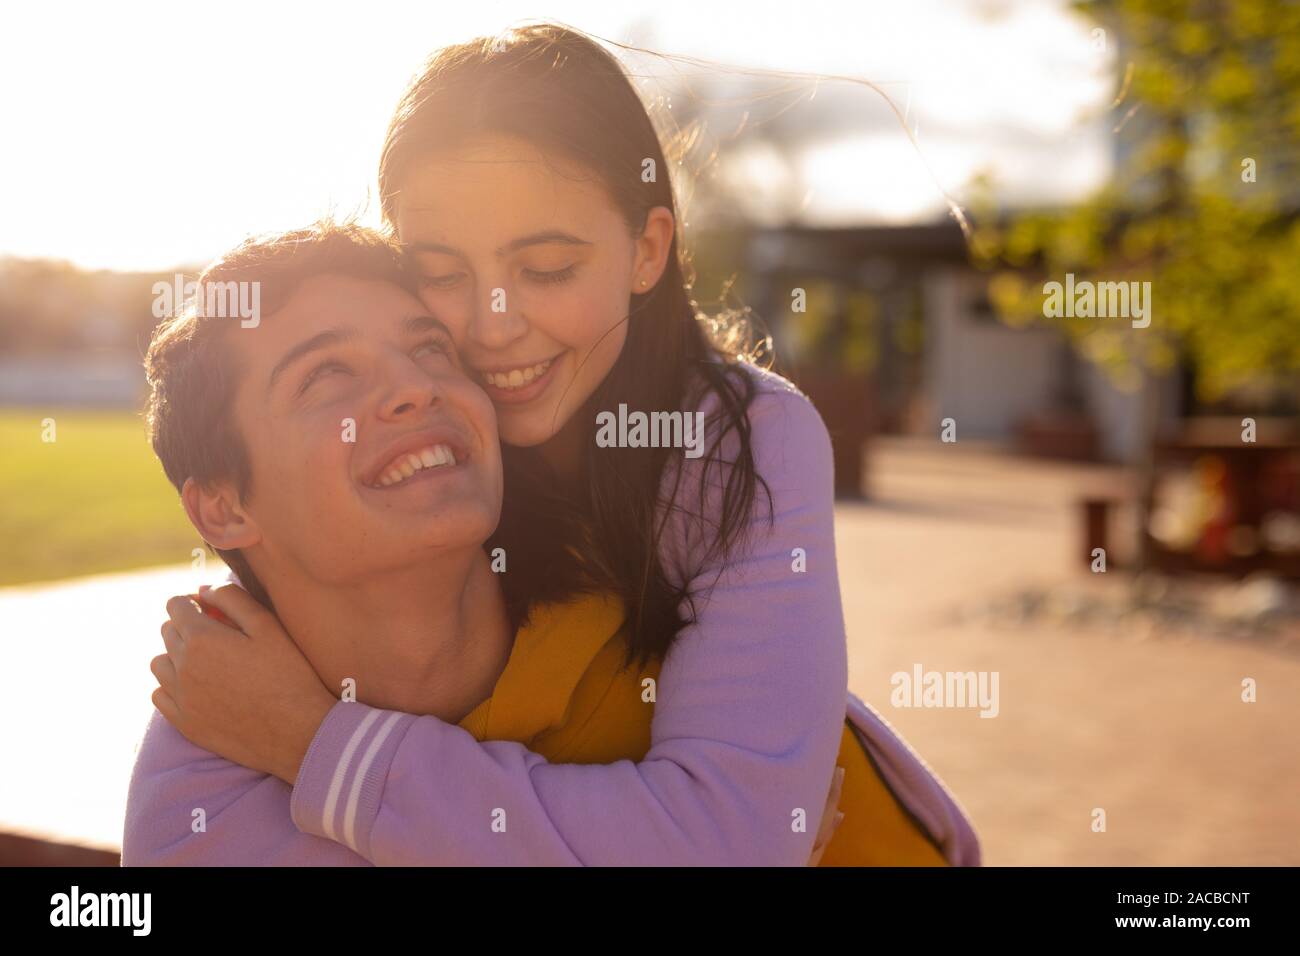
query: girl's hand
808 765 846 866
151 584 337 786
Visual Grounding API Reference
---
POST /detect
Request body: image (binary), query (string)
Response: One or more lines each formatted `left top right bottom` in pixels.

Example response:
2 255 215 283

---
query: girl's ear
632 206 676 292
180 477 262 552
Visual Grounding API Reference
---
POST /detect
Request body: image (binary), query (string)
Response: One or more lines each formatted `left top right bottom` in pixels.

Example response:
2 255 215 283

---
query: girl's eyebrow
499 231 592 255
407 231 592 260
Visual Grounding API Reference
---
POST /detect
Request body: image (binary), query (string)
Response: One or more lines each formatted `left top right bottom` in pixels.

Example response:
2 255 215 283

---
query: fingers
808 811 847 867
160 620 185 657
817 765 845 829
165 593 206 636
197 583 272 637
165 589 246 643
827 764 845 810
151 686 179 723
808 765 848 866
150 653 178 692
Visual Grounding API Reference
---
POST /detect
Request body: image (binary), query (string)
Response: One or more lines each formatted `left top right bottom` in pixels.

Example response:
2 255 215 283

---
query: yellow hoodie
458 592 951 866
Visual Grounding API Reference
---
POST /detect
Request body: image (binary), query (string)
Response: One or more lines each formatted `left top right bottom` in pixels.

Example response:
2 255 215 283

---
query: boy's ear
180 477 262 551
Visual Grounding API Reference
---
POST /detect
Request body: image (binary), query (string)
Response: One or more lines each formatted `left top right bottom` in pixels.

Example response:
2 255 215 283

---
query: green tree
973 0 1300 566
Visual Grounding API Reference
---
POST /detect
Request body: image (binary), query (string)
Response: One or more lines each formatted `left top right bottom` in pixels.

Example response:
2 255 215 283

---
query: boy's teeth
373 443 458 487
484 358 552 390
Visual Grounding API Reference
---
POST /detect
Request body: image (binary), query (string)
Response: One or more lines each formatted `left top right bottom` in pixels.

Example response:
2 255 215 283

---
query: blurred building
738 220 1182 463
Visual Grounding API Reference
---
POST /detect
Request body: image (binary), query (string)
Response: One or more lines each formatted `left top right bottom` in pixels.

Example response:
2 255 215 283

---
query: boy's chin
361 512 496 556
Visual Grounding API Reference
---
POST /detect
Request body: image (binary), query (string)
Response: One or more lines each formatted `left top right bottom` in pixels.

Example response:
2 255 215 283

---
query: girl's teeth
485 359 552 390
419 448 437 468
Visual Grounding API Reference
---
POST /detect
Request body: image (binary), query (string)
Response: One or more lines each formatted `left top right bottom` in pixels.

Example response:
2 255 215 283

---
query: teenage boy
126 222 514 864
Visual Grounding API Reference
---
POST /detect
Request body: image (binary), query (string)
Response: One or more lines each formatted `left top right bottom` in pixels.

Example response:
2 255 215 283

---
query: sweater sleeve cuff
290 700 416 857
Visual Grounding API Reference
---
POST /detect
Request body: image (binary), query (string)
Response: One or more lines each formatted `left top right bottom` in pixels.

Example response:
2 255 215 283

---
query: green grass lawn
0 409 207 587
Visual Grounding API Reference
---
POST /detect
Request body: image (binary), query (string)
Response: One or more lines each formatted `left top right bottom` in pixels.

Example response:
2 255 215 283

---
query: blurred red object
196 594 234 627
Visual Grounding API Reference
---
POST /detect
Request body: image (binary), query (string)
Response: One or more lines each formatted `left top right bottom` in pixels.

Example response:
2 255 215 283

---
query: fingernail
834 812 845 827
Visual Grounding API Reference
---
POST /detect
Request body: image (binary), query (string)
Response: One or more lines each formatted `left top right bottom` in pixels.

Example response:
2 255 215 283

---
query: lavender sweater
123 366 864 866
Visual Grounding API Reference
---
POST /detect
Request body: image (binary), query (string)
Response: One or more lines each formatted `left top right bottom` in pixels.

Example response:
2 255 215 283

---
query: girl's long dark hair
379 23 773 667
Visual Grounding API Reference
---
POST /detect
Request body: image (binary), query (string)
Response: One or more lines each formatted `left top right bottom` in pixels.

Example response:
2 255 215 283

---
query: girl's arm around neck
289 373 848 865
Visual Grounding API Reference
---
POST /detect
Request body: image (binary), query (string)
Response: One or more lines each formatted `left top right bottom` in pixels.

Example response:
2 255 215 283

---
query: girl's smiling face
396 133 673 449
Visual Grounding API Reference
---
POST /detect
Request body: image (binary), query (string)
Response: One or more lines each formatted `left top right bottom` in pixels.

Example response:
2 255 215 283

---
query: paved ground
1 438 1296 863
840 438 1300 865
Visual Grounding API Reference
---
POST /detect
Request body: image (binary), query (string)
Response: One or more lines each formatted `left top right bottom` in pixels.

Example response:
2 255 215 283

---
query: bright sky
0 0 1114 271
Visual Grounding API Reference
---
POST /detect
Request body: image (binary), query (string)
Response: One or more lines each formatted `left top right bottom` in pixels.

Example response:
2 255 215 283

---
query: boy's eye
411 337 454 362
298 361 351 395
523 264 577 285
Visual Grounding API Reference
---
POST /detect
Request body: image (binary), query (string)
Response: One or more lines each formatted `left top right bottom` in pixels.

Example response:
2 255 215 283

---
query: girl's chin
495 404 570 448
497 422 560 449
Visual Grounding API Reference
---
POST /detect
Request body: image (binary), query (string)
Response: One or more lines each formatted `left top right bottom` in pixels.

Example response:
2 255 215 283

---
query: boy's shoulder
122 711 362 866
122 710 257 865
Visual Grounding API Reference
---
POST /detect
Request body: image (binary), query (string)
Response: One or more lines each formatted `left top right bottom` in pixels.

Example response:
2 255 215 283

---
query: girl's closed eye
420 272 466 290
523 264 577 285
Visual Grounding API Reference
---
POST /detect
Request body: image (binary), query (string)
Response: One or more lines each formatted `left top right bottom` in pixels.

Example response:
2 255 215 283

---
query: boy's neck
257 548 511 723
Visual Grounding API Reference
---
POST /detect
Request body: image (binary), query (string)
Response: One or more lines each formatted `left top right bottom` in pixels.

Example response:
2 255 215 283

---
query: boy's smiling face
215 273 502 586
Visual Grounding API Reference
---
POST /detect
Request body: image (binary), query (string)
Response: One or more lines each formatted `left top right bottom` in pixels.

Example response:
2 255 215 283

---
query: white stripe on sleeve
341 711 405 852
321 708 383 841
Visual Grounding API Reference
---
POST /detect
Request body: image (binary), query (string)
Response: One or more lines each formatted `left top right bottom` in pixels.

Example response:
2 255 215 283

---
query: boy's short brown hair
143 220 418 603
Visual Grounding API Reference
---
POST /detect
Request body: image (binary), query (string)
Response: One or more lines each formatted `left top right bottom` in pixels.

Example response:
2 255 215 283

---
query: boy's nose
378 362 441 420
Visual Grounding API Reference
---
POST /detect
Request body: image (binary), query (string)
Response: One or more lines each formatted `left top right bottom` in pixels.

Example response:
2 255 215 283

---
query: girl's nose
468 284 529 350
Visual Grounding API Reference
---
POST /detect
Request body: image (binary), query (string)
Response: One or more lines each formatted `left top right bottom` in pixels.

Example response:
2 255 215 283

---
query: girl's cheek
549 287 619 343
416 290 474 343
